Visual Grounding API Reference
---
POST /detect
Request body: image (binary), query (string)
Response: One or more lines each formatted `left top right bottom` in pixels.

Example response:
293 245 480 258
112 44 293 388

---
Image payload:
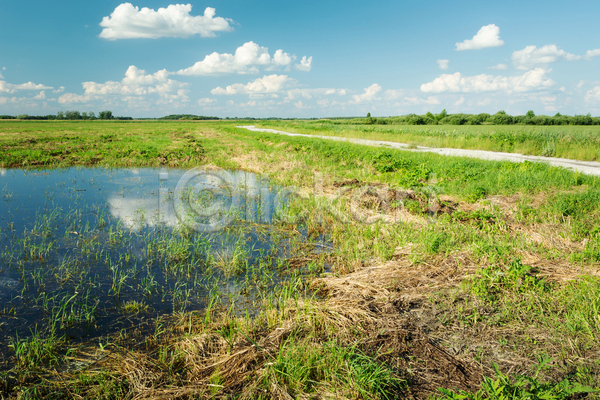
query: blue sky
1 0 600 118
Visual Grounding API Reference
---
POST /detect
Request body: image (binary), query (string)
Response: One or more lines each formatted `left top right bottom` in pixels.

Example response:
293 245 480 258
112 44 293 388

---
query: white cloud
285 88 346 100
403 96 440 105
454 96 465 106
239 100 256 107
585 49 600 60
121 65 170 85
33 91 46 100
0 80 53 94
296 56 312 72
437 59 449 70
177 42 306 76
316 99 341 108
455 24 504 51
273 50 292 66
99 3 233 40
295 100 310 109
489 63 508 70
420 68 554 93
477 98 492 106
82 66 187 97
198 97 216 106
58 93 89 104
59 65 188 104
14 82 53 91
383 89 405 100
512 44 580 70
53 86 65 93
350 83 382 104
211 74 295 95
585 86 600 102
0 71 3 80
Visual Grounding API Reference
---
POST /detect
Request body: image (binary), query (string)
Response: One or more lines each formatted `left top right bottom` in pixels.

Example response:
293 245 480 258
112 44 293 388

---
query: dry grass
37 249 496 399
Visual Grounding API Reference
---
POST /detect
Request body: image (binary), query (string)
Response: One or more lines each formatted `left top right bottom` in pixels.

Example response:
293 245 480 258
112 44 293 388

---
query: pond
0 167 322 366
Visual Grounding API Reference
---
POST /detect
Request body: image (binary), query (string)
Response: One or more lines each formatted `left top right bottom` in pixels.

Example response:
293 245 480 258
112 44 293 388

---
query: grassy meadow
0 120 600 399
253 119 600 161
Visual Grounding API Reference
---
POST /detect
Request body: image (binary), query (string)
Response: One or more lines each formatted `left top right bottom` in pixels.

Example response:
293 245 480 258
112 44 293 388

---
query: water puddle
0 168 323 365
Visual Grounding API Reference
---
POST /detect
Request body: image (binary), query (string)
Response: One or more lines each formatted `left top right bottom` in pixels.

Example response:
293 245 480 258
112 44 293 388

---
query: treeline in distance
0 110 131 120
359 110 600 126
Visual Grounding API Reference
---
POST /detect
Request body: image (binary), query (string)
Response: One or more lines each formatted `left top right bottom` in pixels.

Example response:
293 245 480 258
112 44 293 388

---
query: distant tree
88 111 96 120
17 114 29 119
99 111 113 120
476 113 490 123
490 110 513 125
526 110 535 119
65 110 81 120
436 109 447 121
57 111 65 120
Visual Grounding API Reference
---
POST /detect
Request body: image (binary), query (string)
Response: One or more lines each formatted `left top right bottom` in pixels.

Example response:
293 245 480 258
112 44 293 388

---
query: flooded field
0 167 323 368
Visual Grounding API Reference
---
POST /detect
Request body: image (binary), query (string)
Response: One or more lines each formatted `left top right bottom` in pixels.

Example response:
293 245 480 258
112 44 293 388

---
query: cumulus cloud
53 86 65 93
437 59 449 70
402 96 440 105
33 91 46 100
177 42 308 76
350 83 382 104
285 88 346 100
585 86 600 102
296 56 312 72
585 49 600 60
489 63 508 70
0 80 53 94
211 74 295 95
420 68 554 93
59 65 188 104
0 71 3 80
454 96 465 106
58 93 89 104
198 97 216 106
455 24 504 51
273 50 292 66
295 100 310 109
512 44 580 70
99 3 233 40
383 89 405 100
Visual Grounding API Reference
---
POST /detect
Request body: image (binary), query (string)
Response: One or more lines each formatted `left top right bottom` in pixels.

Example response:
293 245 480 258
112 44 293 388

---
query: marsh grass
254 120 600 161
2 120 600 398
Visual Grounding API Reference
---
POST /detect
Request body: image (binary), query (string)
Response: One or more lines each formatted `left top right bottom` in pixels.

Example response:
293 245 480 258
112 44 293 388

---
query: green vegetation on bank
159 114 220 120
3 110 131 120
1 120 600 398
255 119 600 161
352 110 600 126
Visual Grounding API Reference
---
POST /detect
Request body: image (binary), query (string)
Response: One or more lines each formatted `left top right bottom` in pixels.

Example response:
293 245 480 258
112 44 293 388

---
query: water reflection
0 167 310 359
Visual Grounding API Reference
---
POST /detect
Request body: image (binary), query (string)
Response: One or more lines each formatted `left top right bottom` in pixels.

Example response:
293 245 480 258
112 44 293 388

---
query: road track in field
238 125 600 177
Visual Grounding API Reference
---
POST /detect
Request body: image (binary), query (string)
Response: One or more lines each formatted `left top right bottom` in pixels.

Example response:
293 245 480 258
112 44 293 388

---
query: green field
254 119 600 161
1 120 600 399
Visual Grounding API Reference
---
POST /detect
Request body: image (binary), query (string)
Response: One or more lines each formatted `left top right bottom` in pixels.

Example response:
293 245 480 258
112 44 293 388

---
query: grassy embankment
0 120 600 399
253 119 600 161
